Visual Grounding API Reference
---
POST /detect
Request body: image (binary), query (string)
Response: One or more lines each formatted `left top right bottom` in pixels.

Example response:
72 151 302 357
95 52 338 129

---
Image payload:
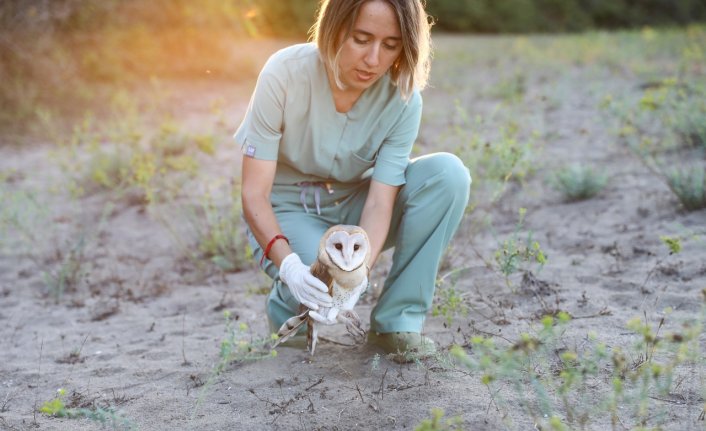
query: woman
235 0 470 362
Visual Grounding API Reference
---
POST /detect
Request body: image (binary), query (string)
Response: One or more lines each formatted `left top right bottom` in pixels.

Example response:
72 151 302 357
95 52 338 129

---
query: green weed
550 164 608 202
40 388 135 430
43 203 111 302
0 186 46 251
217 312 278 368
193 311 277 418
158 182 251 274
665 165 706 211
608 73 706 212
494 208 547 287
82 143 133 195
194 185 250 272
433 268 471 326
491 72 526 104
42 235 89 303
415 408 463 431
447 104 539 207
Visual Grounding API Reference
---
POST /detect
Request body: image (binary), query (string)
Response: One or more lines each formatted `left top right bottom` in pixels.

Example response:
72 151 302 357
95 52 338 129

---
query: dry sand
1 35 705 430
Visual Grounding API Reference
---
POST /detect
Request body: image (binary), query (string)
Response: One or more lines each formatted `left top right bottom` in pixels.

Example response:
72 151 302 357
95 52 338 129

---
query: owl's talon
337 310 365 338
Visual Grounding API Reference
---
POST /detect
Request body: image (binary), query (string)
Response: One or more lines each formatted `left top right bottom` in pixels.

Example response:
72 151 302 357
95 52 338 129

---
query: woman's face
335 0 403 94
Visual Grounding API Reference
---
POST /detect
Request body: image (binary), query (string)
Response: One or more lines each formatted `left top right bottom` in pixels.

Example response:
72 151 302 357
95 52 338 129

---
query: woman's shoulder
261 43 319 77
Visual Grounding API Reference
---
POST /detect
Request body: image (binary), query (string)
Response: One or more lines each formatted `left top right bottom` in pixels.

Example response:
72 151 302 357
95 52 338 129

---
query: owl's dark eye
335 243 343 250
353 244 360 251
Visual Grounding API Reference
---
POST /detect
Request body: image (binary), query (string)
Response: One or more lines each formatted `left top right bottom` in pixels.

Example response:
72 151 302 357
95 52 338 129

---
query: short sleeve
371 91 422 186
233 58 287 161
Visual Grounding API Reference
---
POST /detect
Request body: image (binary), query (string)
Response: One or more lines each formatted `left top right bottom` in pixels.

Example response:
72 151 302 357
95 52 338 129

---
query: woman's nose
364 43 381 67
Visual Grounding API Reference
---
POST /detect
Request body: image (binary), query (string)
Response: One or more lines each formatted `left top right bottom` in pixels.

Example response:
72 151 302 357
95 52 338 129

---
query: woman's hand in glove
278 253 333 310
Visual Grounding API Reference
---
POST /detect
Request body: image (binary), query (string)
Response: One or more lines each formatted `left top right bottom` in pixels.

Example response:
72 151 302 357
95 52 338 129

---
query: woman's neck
326 68 363 114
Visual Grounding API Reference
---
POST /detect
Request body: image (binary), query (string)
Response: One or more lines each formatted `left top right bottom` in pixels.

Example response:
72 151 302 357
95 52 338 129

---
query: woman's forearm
241 157 292 268
359 182 399 268
242 193 293 268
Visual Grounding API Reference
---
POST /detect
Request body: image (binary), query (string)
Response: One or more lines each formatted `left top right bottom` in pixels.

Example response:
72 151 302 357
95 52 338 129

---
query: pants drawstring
297 182 334 215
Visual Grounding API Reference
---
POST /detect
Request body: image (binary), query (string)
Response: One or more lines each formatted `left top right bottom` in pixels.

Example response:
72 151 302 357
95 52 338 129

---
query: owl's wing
310 259 334 297
273 310 309 347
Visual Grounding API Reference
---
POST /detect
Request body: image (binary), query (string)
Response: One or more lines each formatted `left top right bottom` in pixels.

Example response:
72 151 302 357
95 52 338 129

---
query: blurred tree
253 0 319 38
425 0 706 33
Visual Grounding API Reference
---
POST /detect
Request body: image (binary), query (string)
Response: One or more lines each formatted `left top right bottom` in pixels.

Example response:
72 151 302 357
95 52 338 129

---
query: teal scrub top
234 43 422 190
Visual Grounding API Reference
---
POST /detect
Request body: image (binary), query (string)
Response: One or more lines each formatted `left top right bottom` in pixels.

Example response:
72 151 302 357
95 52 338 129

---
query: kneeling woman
235 0 471 362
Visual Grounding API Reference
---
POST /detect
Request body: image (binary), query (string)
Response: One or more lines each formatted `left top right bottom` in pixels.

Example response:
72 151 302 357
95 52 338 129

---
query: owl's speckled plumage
275 225 370 355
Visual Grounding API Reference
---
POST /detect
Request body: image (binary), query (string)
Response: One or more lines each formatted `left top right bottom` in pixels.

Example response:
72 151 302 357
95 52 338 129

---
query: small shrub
672 103 706 150
550 164 608 202
433 267 471 326
195 186 251 272
159 182 251 274
83 144 133 194
448 107 539 207
494 208 547 287
665 165 706 210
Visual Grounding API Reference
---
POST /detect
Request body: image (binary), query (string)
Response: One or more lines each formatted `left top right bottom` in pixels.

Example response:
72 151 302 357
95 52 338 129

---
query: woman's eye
383 43 399 50
353 37 368 45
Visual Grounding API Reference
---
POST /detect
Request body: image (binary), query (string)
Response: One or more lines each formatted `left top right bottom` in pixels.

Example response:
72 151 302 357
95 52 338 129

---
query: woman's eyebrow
352 29 402 41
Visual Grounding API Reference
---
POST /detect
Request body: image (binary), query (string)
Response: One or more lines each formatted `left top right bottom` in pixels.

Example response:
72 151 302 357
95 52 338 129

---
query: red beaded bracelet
260 234 290 266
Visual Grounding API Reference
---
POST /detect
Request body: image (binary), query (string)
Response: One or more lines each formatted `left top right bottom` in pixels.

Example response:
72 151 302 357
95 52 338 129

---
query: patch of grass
607 71 706 212
451 305 706 430
0 183 111 301
665 165 706 211
42 234 90 303
40 388 135 430
194 184 250 272
58 97 217 205
433 268 471 326
550 164 608 202
415 408 463 431
216 313 278 368
193 311 277 418
83 144 133 194
158 181 251 274
446 104 540 208
490 71 527 104
494 208 547 287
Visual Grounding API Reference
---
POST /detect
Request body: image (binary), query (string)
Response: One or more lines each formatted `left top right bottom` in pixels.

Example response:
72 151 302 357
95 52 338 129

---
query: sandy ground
1 34 706 430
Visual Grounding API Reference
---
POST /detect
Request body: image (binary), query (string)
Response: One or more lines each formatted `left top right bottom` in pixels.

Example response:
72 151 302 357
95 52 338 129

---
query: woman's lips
355 69 375 81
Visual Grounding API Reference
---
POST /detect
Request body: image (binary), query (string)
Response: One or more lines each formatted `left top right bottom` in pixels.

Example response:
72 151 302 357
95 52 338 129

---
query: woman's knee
408 152 471 198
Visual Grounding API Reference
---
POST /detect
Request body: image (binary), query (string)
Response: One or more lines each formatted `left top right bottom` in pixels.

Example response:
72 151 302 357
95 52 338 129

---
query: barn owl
274 225 370 355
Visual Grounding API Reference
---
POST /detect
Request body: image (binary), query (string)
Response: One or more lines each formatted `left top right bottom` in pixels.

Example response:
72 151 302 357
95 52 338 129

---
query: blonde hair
310 0 433 100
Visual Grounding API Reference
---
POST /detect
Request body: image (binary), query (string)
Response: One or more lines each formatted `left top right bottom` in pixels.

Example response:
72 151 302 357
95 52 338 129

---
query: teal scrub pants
247 152 471 334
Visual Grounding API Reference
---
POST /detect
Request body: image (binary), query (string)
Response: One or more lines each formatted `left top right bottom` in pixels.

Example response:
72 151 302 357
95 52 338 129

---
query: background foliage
426 0 706 33
1 0 705 137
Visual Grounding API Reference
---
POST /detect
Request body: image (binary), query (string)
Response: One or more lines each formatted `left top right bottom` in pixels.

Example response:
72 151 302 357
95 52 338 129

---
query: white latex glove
279 253 333 310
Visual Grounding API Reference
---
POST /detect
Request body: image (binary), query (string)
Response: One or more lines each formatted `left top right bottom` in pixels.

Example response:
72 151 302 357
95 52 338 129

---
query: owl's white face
324 230 369 272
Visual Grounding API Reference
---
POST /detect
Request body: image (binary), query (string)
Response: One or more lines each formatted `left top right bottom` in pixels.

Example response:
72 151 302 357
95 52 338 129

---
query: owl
274 225 371 355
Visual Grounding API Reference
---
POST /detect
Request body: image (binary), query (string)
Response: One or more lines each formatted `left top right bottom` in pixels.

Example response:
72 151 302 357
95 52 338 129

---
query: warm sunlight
1 1 705 430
